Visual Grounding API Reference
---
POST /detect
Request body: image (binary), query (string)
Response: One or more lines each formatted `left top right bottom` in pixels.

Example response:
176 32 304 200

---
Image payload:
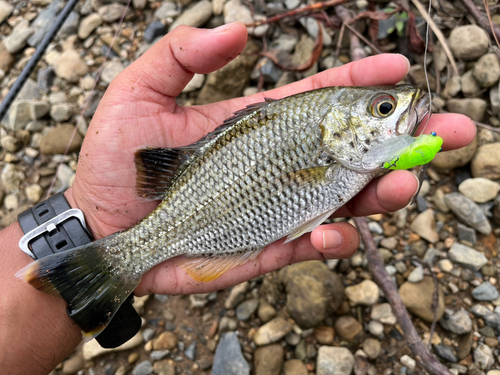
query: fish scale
18 85 430 338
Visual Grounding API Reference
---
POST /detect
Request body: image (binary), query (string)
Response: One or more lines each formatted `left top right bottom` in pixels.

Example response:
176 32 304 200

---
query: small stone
129 352 139 364
54 50 88 82
99 4 127 22
368 320 384 338
317 346 354 375
282 359 308 375
39 124 83 155
461 70 481 96
152 360 174 375
225 281 248 309
448 243 487 270
218 316 237 334
433 345 457 363
169 0 212 31
0 1 14 24
459 178 500 203
189 293 210 308
182 74 205 93
399 276 445 323
345 279 379 306
78 13 102 39
313 326 335 345
334 316 363 342
408 266 424 283
184 341 197 361
25 184 42 203
4 194 18 211
380 237 398 250
1 163 24 192
457 223 477 245
101 61 125 84
362 338 381 360
224 0 252 26
472 53 500 88
1 135 21 153
440 308 472 334
50 103 72 122
133 360 152 375
37 66 55 92
371 303 396 325
150 350 170 361
438 259 453 273
0 47 13 73
442 75 461 98
155 2 179 20
62 354 84 375
253 317 293 346
253 344 284 375
446 98 487 122
432 136 477 170
144 21 166 43
4 20 34 54
410 209 439 243
472 282 499 301
444 193 492 235
236 299 259 321
474 344 494 370
472 142 500 180
59 12 80 39
153 332 178 350
448 25 489 60
400 355 416 370
258 301 276 323
212 332 249 375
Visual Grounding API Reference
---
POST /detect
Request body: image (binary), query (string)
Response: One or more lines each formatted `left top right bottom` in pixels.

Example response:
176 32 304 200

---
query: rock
190 293 210 308
62 354 85 374
218 316 237 334
410 209 439 243
438 259 453 273
1 163 24 192
471 305 499 327
250 58 283 83
4 194 18 211
472 142 500 180
152 361 175 375
39 124 83 155
371 303 397 325
54 50 88 82
448 25 489 60
334 316 363 342
314 326 335 345
399 276 445 323
150 350 170 361
407 266 424 283
37 66 55 92
184 341 197 361
99 4 127 22
224 0 252 26
56 163 75 191
433 345 457 363
473 53 500 88
197 41 259 104
444 193 492 235
4 20 34 54
155 2 180 20
448 243 488 270
236 299 259 321
212 332 249 375
253 317 293 346
474 344 494 370
144 21 166 43
101 61 125 85
0 46 13 73
446 98 487 122
472 282 499 301
0 1 14 24
459 178 500 203
258 301 277 323
440 308 472 334
317 346 354 375
461 70 481 96
280 261 344 328
225 281 248 309
25 184 43 203
133 361 152 375
368 320 384 338
400 355 416 370
169 0 212 31
28 0 61 47
442 75 461 98
254 344 284 375
182 74 205 93
282 359 308 375
50 103 72 122
82 331 143 359
345 279 379 306
363 338 381 359
432 135 477 170
1 135 21 153
153 332 178 350
78 13 102 39
59 12 80 39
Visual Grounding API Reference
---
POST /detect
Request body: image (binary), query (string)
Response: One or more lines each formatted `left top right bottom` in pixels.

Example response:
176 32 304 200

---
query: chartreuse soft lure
383 132 443 170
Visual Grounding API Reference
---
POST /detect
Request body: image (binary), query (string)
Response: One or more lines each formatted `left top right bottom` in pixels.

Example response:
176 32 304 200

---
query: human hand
65 22 475 296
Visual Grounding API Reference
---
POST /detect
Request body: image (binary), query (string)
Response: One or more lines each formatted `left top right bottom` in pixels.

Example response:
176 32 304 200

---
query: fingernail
397 54 411 75
210 22 237 33
411 172 420 199
323 230 343 251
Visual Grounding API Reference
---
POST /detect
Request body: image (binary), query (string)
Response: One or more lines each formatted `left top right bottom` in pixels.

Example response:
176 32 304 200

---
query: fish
17 85 431 338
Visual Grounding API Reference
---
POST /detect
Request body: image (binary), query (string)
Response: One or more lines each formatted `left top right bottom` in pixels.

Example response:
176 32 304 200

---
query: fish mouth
407 89 431 136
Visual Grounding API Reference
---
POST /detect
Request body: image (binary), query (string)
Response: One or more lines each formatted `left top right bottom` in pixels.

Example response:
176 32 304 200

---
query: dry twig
354 216 453 375
460 0 500 42
336 5 367 61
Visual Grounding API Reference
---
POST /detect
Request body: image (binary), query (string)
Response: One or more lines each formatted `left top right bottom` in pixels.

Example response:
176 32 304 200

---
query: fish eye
370 94 396 118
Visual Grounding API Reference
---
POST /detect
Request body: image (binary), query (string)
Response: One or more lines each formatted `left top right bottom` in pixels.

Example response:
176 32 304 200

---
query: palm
66 23 475 295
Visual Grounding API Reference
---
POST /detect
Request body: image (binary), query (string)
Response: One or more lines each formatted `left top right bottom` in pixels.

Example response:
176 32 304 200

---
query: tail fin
16 235 141 338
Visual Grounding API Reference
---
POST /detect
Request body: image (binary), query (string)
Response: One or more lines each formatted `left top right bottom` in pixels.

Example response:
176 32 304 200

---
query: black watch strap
18 193 141 348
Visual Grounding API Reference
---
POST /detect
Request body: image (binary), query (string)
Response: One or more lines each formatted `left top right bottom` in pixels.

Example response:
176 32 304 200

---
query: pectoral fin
285 209 335 243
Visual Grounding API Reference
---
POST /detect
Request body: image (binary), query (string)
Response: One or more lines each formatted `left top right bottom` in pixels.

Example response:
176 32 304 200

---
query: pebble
184 341 197 361
4 194 18 211
474 344 494 370
472 282 499 301
457 223 477 245
362 338 381 359
150 350 170 361
212 332 249 375
62 354 85 375
448 242 488 270
461 70 481 96
218 316 237 334
368 320 384 338
282 359 308 375
1 135 21 152
257 300 276 323
1 163 24 192
459 178 500 203
0 1 14 24
224 0 252 28
25 184 42 203
433 344 457 363
236 299 259 321
153 332 178 350
254 344 284 375
224 281 248 309
444 192 492 235
54 50 89 82
472 142 500 180
101 61 125 84
472 53 500 88
169 0 212 31
448 25 489 60
144 21 166 43
78 13 103 39
371 303 397 325
334 316 363 342
316 346 354 375
28 0 61 47
152 360 174 375
380 237 398 250
39 124 83 155
345 279 379 306
253 316 293 346
59 12 80 39
438 259 454 273
50 103 72 122
399 276 445 323
99 3 127 22
447 98 488 122
410 209 439 243
132 360 153 375
313 326 335 345
440 308 472 334
431 136 477 169
407 266 424 283
4 20 34 54
400 354 416 370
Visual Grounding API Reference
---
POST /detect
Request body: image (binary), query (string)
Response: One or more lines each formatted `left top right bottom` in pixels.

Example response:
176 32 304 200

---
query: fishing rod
0 0 79 122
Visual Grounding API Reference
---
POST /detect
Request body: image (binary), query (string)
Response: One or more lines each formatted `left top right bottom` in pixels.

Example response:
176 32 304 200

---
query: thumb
116 22 248 98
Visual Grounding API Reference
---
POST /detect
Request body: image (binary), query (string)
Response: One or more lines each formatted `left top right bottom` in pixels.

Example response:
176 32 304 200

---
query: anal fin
285 210 335 243
178 248 263 282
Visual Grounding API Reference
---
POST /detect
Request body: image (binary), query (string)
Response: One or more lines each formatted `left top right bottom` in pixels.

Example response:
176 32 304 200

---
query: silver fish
18 85 429 337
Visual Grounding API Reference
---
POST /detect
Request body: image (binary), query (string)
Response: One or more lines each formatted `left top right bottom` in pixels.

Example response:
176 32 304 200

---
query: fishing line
420 0 433 135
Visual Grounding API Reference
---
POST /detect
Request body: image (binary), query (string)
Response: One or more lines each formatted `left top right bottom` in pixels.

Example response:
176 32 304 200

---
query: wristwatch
18 192 141 348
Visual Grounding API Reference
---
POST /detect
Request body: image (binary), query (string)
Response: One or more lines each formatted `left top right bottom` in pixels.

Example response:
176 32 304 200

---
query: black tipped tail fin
16 236 141 339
